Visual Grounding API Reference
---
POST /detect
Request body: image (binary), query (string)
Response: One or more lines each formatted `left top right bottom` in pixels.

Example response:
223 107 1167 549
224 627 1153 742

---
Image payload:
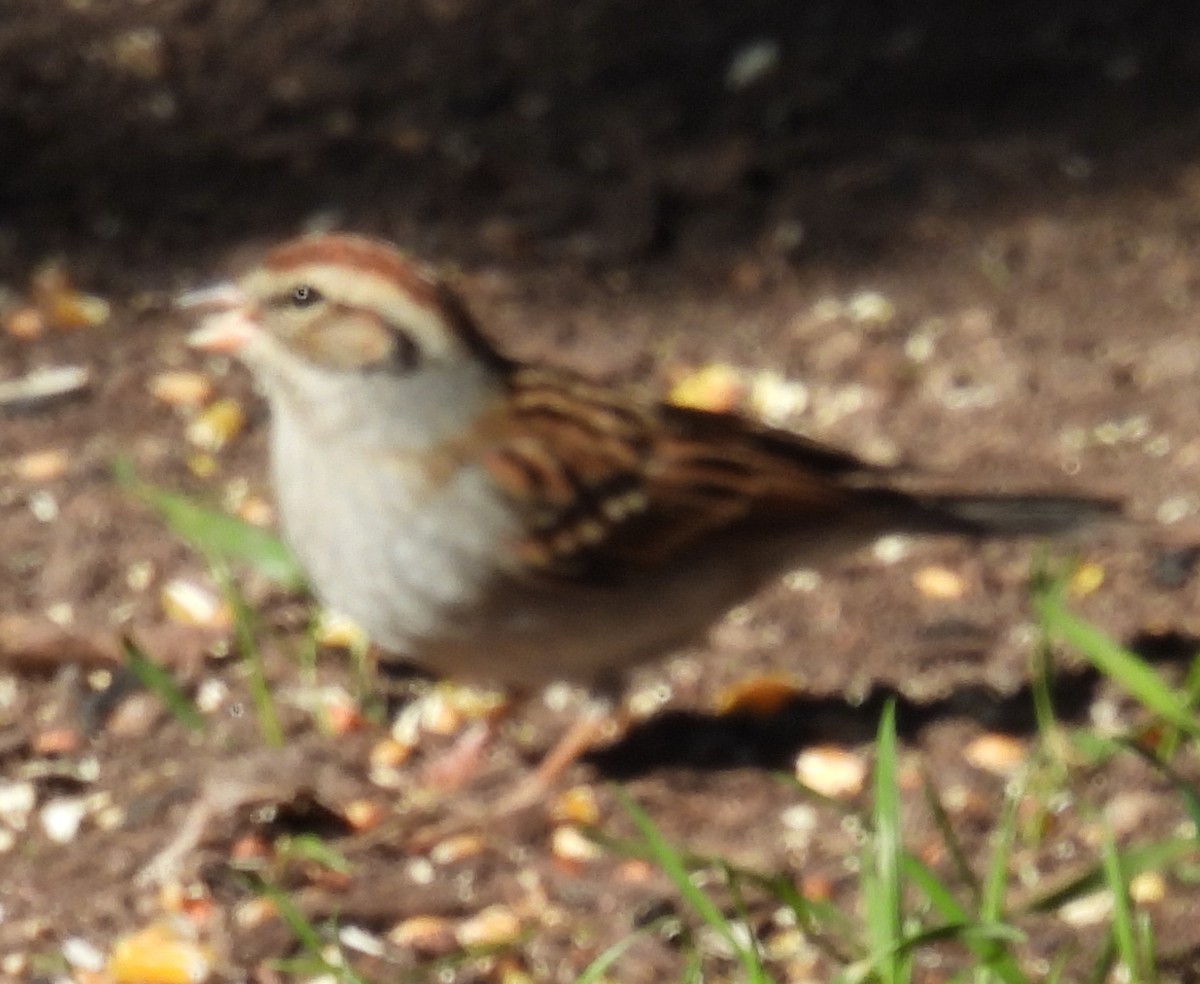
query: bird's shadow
585 630 1198 780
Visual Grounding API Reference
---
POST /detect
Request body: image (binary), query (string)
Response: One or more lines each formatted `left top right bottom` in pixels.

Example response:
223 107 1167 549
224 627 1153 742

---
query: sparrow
183 233 1119 794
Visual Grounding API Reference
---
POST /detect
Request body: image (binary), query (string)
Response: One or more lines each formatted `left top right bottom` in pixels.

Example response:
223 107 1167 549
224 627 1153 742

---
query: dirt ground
5 1 1200 981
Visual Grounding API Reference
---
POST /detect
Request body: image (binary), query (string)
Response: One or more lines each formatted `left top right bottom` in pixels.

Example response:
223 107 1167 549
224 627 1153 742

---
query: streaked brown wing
477 367 879 582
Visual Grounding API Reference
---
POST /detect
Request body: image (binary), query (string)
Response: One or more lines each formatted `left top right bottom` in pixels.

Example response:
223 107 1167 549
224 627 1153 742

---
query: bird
182 232 1119 800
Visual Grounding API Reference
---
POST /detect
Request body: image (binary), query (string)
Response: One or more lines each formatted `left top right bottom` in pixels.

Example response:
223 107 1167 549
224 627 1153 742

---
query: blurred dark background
3 0 1200 280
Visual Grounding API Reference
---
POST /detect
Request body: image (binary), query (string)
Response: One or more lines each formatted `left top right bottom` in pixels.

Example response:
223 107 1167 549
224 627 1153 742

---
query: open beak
177 282 259 355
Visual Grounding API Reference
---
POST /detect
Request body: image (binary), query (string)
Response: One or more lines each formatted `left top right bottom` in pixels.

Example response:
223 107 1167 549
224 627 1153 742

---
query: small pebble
1150 545 1200 589
794 746 867 799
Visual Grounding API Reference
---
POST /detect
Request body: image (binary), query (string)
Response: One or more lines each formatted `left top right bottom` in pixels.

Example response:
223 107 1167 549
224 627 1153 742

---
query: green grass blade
215 564 284 748
613 787 770 980
1019 836 1194 913
573 930 645 984
1100 822 1137 980
1032 577 1200 738
122 636 205 732
115 458 305 589
865 699 907 984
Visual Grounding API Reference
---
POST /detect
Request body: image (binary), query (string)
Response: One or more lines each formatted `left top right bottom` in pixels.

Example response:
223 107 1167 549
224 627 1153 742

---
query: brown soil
4 2 1200 981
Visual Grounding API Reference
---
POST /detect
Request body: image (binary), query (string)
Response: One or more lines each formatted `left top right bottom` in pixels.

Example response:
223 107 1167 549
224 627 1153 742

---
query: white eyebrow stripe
243 263 464 360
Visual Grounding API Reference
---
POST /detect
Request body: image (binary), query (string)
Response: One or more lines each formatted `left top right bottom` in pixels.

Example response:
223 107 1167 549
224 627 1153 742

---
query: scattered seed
161 579 229 629
40 797 88 843
185 398 245 451
550 785 600 826
456 905 522 949
193 678 229 714
0 781 37 830
1068 562 1105 598
725 38 780 90
913 565 966 600
62 937 105 972
110 27 166 79
873 534 911 565
615 858 653 884
234 494 274 527
794 746 867 799
550 825 602 863
49 292 111 330
1058 889 1113 927
370 737 413 770
324 697 365 736
846 290 895 326
315 610 368 650
1156 495 1195 525
12 448 68 482
32 726 81 755
717 674 803 717
667 363 745 413
27 490 58 525
3 305 44 340
431 832 486 865
186 453 217 478
149 371 213 408
1129 871 1166 905
0 364 90 410
748 371 808 425
342 798 385 832
108 923 213 984
233 897 276 930
964 733 1028 776
338 925 386 958
388 915 457 955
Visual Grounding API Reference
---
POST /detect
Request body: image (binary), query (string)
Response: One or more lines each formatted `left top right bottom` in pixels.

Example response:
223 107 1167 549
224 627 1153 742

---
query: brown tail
911 493 1122 537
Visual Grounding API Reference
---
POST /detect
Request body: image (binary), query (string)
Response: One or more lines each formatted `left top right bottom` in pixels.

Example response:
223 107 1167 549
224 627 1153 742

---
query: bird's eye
291 285 321 308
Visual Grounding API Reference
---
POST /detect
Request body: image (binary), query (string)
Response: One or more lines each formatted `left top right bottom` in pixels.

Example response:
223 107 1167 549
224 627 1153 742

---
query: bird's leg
494 680 623 814
420 692 524 792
